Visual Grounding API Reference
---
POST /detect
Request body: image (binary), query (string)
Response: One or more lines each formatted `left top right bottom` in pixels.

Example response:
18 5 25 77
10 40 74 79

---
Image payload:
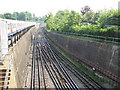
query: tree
4 13 13 19
18 12 26 21
69 11 82 25
45 13 55 30
81 5 91 15
0 11 44 22
55 10 70 31
97 9 119 27
45 10 82 32
82 11 94 23
0 14 5 18
12 12 19 20
91 11 101 24
25 11 32 20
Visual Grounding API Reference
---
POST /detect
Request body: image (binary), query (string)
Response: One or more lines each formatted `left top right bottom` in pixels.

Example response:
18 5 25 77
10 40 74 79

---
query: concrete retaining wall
3 27 36 88
46 32 120 78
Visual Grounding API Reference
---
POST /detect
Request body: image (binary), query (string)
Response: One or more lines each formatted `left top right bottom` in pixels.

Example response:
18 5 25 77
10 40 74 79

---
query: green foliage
97 9 119 27
17 12 26 21
0 14 5 18
0 11 43 22
12 12 19 20
3 13 13 19
45 9 119 38
45 10 82 32
82 11 95 23
99 26 119 37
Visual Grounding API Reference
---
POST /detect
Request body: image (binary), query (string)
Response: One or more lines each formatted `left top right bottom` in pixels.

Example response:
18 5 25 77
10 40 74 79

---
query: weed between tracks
46 36 105 85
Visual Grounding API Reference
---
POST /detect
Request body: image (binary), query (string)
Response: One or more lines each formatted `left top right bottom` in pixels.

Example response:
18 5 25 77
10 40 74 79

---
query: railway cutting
29 29 105 89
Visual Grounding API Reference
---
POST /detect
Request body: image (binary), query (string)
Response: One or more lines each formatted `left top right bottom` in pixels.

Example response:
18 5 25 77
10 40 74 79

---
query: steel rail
41 38 74 89
41 37 79 89
40 47 60 88
36 43 41 88
47 38 105 90
42 37 79 89
38 39 62 88
39 41 64 89
30 37 35 89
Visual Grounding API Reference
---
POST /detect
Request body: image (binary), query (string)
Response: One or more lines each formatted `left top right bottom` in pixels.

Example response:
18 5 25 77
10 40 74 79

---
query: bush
45 9 119 38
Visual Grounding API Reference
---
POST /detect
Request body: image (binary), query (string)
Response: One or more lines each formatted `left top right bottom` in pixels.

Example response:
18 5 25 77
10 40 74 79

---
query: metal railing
56 31 120 45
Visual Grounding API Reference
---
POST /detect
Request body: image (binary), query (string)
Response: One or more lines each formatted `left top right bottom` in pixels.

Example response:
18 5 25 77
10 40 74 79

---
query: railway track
46 39 105 90
30 36 47 89
30 37 41 89
40 38 79 89
30 31 105 89
43 32 105 90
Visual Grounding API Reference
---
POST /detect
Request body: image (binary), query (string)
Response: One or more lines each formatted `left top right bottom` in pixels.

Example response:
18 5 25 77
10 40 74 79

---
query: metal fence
56 31 120 45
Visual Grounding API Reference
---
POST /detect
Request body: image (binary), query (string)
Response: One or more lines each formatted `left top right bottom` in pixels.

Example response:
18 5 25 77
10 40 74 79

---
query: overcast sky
0 0 119 17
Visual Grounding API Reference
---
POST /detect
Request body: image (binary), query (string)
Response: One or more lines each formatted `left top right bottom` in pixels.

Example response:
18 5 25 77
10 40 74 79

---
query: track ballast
30 30 105 90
